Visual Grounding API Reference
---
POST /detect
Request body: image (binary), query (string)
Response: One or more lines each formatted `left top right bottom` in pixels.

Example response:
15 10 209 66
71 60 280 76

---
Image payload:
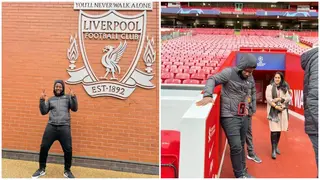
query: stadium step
297 42 311 48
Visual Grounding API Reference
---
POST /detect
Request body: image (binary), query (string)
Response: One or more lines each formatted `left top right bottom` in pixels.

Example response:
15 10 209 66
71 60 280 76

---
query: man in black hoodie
32 80 78 178
301 47 318 176
197 53 257 178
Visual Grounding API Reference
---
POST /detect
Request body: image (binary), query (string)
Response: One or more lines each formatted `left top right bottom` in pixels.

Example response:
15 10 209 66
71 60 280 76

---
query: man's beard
239 71 248 80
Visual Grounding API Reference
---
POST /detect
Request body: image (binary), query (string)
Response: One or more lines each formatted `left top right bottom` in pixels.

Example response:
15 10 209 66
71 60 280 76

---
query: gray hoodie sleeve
69 95 78 112
39 99 50 115
251 78 257 114
307 63 318 129
304 53 318 129
203 68 232 97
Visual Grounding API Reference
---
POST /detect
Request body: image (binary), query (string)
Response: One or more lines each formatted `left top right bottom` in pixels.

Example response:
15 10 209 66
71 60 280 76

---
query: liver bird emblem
100 41 127 80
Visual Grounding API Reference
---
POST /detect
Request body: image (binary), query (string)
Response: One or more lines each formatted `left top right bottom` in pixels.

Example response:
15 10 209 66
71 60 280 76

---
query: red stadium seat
175 73 190 80
191 73 206 80
161 130 180 178
182 79 200 84
164 79 181 84
163 61 173 66
185 62 196 66
173 61 184 66
199 69 211 75
162 68 170 73
161 72 175 80
170 68 183 74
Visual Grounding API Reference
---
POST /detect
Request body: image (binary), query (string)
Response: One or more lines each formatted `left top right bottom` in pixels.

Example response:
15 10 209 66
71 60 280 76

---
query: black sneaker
247 154 262 163
31 168 46 179
239 176 247 178
243 168 254 178
64 170 75 178
239 174 254 178
243 173 254 178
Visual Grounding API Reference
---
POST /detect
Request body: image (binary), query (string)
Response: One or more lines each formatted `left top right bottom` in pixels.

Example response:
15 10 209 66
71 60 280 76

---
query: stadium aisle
220 104 317 178
297 42 312 48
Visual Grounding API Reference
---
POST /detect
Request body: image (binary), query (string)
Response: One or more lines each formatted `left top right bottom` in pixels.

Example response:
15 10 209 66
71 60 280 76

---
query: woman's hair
273 71 288 93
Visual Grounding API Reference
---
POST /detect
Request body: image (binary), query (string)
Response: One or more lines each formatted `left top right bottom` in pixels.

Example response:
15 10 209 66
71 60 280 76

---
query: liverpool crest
66 9 155 99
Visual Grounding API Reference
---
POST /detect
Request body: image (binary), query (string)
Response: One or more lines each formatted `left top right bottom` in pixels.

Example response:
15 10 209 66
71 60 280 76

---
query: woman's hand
275 105 284 111
273 98 282 102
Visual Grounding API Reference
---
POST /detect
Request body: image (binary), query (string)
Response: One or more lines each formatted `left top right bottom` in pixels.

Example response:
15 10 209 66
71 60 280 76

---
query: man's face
241 68 255 79
55 83 63 95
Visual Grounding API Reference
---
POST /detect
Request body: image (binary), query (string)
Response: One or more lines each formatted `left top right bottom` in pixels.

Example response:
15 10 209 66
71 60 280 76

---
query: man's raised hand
69 87 75 97
40 89 46 100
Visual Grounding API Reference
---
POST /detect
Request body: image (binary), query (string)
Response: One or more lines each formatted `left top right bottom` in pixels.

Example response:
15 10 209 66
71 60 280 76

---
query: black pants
308 134 318 175
39 123 72 171
221 116 249 178
245 116 254 156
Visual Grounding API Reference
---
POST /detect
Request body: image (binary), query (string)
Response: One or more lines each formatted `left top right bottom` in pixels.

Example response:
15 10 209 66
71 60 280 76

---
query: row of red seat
171 28 319 38
192 28 234 35
162 35 308 55
161 60 220 69
241 30 281 37
162 56 223 61
162 67 217 75
161 33 312 84
300 37 319 47
162 72 213 81
162 78 207 85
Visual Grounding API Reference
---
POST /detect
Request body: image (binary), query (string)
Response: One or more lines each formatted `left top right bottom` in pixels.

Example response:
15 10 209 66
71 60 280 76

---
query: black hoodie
53 80 65 97
40 80 78 125
203 53 257 117
301 47 318 135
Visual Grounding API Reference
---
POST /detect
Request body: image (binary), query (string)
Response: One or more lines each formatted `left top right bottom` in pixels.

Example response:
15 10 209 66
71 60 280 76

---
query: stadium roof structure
161 7 318 19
